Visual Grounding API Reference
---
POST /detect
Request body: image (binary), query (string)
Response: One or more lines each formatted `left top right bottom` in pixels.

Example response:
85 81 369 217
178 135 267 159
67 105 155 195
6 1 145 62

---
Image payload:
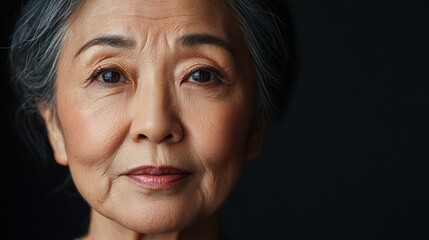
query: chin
114 203 204 234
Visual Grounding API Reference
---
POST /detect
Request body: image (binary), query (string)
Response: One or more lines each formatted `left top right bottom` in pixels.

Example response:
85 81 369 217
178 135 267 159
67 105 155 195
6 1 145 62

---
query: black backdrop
2 1 429 239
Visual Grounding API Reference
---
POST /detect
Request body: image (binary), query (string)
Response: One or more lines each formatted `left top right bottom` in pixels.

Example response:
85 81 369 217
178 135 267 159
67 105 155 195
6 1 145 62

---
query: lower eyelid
89 66 125 81
188 66 224 79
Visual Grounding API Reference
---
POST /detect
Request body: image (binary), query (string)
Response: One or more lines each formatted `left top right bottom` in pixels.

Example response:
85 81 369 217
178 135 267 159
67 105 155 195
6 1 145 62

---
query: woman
9 0 289 239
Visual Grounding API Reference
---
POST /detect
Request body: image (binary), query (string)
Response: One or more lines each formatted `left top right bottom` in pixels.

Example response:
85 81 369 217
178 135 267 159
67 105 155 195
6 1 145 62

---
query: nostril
130 116 184 143
136 133 175 142
164 133 174 141
138 134 148 140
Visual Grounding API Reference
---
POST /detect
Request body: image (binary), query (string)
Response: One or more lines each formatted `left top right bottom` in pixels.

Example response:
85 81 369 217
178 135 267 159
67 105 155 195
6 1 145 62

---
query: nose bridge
130 66 182 143
143 70 169 118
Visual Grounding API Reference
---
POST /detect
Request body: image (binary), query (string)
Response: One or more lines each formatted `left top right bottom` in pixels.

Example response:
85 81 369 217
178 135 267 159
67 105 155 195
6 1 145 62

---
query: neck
80 209 229 240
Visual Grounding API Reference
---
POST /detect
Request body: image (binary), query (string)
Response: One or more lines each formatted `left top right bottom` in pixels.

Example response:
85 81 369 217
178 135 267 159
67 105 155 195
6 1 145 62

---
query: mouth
123 166 191 190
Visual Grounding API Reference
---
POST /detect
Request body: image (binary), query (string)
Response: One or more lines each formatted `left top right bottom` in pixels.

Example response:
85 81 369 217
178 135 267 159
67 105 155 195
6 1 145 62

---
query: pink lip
124 166 190 190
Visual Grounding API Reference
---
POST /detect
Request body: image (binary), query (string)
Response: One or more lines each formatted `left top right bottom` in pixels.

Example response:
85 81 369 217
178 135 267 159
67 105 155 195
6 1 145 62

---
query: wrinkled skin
41 0 265 239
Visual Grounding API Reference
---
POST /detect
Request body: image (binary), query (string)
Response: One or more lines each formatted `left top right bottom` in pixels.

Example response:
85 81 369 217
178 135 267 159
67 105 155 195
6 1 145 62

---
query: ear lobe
245 122 266 162
39 107 68 166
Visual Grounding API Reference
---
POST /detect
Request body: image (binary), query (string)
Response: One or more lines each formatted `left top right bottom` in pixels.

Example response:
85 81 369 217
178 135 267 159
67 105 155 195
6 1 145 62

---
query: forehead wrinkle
130 22 189 61
74 35 136 59
66 0 245 68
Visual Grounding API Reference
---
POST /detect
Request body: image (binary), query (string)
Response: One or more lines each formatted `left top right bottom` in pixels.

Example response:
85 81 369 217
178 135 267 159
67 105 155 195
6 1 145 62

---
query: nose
129 80 183 144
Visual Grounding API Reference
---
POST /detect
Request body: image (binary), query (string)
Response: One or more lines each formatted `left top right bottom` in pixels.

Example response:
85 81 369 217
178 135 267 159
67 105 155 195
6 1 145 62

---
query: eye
99 70 123 83
96 69 125 84
188 68 224 83
87 66 127 85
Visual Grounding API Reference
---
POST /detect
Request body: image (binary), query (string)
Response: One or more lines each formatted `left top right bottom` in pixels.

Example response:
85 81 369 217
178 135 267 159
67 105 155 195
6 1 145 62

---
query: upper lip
124 166 190 175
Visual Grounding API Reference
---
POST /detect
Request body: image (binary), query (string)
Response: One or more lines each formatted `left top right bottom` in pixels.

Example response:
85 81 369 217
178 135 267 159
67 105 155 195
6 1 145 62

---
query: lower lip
126 174 189 190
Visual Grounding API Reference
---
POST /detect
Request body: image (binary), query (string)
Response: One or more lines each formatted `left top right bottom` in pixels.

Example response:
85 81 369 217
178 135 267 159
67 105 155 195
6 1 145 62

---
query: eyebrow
74 35 136 58
179 33 235 55
74 33 235 58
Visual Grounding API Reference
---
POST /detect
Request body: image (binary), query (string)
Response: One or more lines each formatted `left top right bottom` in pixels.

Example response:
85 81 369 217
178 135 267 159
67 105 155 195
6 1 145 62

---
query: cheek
58 97 127 163
56 89 130 202
194 109 248 162
187 98 253 174
185 83 256 164
183 97 254 213
55 80 131 180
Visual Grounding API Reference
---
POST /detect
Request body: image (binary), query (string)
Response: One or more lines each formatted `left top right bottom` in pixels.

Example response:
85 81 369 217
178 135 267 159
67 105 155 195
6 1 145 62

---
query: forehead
67 0 241 45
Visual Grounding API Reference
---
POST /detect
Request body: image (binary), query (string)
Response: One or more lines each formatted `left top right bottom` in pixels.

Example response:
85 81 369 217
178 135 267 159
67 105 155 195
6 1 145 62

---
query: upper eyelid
87 65 128 83
87 63 227 84
184 66 225 81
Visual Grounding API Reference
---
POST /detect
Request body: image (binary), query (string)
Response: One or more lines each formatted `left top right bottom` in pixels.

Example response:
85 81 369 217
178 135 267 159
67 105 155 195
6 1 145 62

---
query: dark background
2 0 429 239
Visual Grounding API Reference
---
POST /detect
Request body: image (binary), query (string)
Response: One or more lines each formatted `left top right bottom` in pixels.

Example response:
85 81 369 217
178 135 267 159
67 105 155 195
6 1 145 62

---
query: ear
39 107 69 166
245 122 266 162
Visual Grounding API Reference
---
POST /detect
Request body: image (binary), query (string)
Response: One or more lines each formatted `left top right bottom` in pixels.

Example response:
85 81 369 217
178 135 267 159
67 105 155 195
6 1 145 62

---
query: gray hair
9 0 290 162
9 0 81 161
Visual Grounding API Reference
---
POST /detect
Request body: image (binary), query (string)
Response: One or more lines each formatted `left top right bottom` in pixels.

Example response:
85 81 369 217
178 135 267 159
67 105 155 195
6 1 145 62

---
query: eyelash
86 65 127 86
86 65 225 86
184 66 225 84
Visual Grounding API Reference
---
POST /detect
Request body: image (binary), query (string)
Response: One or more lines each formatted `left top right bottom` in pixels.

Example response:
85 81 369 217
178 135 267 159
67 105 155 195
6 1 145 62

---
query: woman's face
42 0 264 233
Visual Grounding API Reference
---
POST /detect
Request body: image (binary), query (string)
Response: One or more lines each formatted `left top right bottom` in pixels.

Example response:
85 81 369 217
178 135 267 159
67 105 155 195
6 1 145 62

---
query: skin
41 0 266 239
